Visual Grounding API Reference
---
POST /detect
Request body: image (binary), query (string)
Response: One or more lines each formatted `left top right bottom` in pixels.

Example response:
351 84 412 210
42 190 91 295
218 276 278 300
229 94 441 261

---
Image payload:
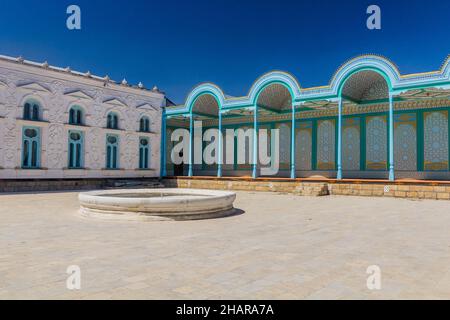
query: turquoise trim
388 94 395 181
139 116 151 132
69 105 84 125
160 108 167 176
218 111 223 177
22 126 41 169
167 55 450 118
68 130 84 169
107 112 119 129
106 134 119 169
188 114 193 176
417 110 424 172
252 105 258 178
139 136 150 169
290 105 296 178
23 98 41 121
337 98 343 179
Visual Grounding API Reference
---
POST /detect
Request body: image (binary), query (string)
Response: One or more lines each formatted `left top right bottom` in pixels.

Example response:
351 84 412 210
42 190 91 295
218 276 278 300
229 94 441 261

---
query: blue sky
0 0 449 103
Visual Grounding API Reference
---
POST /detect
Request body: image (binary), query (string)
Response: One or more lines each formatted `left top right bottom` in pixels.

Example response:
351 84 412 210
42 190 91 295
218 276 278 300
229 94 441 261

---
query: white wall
0 59 164 179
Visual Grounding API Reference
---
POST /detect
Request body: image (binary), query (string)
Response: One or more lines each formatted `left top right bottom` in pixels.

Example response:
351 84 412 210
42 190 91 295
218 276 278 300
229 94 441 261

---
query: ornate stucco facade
0 55 166 180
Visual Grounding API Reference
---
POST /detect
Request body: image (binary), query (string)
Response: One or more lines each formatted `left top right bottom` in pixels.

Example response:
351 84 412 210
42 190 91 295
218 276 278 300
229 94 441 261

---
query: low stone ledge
162 178 329 197
163 178 450 200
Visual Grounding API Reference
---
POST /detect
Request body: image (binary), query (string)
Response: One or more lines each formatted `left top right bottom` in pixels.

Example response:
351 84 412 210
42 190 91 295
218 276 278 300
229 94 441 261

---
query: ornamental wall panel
236 126 252 170
276 123 291 170
222 128 234 171
366 116 387 170
166 128 174 171
317 119 335 170
424 111 449 171
394 113 417 171
342 118 360 171
259 123 271 168
296 121 312 171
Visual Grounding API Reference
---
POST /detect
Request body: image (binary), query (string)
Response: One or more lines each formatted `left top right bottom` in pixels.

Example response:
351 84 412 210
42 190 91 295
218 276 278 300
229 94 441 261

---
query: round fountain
78 188 237 221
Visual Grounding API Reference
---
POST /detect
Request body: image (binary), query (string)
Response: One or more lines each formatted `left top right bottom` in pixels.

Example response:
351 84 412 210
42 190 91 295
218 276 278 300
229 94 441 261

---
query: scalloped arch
331 55 400 95
248 71 301 104
184 83 226 113
442 55 450 79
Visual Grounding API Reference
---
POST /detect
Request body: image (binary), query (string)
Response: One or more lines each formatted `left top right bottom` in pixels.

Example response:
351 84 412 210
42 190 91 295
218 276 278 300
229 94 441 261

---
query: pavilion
163 55 450 181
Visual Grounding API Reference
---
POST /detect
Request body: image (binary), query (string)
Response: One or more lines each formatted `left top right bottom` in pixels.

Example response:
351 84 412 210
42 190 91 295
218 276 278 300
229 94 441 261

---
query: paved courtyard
0 190 449 300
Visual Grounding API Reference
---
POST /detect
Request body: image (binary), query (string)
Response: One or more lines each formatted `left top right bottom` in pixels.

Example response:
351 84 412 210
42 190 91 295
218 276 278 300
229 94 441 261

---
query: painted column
252 105 258 179
337 98 343 180
188 113 194 177
217 111 223 177
290 104 296 179
388 93 395 181
160 107 167 177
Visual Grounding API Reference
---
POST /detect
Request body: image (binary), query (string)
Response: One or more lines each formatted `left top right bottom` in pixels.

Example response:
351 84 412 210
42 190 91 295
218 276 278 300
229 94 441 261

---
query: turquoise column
217 111 223 177
160 107 167 177
388 93 395 181
252 105 258 179
337 98 343 180
188 113 193 177
290 104 296 179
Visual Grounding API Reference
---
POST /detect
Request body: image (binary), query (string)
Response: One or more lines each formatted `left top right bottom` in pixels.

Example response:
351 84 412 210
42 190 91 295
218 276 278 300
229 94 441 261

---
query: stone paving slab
0 191 449 299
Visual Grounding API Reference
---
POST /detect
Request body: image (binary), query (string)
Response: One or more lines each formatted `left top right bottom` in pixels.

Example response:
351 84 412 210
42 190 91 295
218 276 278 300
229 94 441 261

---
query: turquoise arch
167 54 450 115
248 71 300 106
184 83 225 114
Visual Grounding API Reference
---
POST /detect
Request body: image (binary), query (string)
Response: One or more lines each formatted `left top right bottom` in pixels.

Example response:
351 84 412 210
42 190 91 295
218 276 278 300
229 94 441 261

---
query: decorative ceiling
342 71 389 102
256 83 292 111
191 94 219 116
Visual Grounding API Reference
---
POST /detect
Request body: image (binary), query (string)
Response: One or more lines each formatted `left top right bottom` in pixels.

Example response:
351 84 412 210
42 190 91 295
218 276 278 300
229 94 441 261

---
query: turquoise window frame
68 130 84 169
139 137 151 169
22 126 41 169
139 116 151 132
106 134 119 169
23 99 41 121
69 105 84 125
107 112 119 129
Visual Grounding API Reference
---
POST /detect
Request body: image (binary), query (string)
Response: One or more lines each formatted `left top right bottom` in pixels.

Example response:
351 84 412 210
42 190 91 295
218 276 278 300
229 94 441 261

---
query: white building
0 55 166 184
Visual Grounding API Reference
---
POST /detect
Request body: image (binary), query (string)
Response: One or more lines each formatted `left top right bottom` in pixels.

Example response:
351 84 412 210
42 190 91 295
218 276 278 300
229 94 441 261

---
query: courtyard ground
0 190 449 300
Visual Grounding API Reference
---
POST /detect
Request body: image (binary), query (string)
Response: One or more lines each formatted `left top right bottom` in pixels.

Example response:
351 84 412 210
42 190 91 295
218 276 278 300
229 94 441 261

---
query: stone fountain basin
78 188 237 221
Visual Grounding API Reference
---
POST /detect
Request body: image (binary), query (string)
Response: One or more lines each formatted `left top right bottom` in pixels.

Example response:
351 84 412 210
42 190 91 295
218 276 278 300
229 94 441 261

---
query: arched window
139 137 150 169
22 127 40 168
68 131 84 168
23 99 41 121
106 134 119 169
107 112 119 129
139 116 150 132
69 106 84 125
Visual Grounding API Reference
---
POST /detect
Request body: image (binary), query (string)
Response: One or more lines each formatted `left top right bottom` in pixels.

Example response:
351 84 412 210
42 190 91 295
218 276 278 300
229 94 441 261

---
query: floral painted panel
424 111 449 171
342 118 360 171
394 113 417 171
296 122 312 171
276 123 291 170
366 116 387 170
317 119 335 170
